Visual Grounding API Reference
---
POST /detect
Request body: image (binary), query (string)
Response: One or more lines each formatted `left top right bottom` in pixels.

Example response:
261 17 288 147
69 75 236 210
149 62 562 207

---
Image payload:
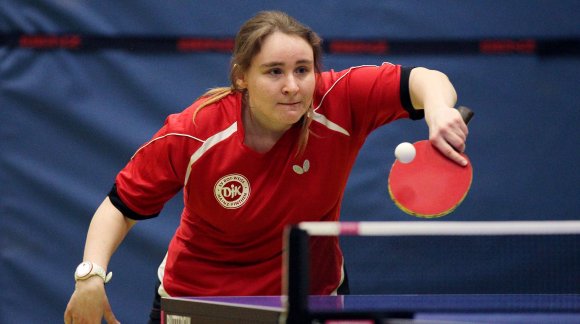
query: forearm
64 197 130 324
408 67 457 123
83 196 136 270
408 67 469 165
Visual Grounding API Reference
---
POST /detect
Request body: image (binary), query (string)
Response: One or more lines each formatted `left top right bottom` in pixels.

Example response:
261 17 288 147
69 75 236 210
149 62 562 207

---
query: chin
282 112 307 125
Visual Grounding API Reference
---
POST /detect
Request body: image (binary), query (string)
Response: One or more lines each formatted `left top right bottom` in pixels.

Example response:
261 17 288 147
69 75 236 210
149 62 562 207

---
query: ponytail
193 87 235 122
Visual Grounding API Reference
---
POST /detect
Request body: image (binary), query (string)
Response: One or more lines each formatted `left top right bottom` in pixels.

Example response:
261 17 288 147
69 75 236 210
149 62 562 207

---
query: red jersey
111 63 421 297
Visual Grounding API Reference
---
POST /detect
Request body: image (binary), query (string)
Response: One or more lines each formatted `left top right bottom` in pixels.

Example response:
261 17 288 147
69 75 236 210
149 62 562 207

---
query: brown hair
194 11 323 154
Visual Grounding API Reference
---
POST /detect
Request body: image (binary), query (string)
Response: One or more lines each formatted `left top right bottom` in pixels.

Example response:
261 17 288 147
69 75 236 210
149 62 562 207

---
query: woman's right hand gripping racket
388 106 474 218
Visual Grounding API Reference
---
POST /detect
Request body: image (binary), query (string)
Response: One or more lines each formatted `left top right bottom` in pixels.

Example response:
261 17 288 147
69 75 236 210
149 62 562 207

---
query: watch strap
75 262 113 284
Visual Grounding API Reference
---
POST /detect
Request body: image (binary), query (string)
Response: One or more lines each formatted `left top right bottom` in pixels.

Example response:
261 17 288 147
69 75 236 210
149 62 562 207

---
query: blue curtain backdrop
1 1 579 322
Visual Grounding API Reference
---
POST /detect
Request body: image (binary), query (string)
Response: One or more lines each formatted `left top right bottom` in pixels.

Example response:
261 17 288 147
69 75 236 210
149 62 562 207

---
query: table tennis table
161 294 580 323
161 222 580 323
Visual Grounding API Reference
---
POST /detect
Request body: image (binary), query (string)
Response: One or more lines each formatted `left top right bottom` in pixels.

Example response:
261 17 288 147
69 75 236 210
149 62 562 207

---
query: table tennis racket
388 106 474 218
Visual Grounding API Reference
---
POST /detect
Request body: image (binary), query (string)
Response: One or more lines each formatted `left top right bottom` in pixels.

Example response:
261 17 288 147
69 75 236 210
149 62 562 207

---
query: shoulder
131 92 242 158
314 63 402 107
316 63 401 90
164 91 242 139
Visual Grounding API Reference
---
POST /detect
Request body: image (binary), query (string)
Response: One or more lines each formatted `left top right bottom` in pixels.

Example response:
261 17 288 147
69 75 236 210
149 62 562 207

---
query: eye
296 66 310 74
268 68 283 76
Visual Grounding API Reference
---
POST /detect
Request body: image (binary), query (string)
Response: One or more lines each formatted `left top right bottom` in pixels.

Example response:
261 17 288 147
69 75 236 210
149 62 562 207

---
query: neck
242 104 288 153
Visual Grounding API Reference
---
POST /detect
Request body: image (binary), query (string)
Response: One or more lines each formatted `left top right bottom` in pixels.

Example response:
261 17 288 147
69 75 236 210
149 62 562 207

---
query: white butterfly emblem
292 159 310 175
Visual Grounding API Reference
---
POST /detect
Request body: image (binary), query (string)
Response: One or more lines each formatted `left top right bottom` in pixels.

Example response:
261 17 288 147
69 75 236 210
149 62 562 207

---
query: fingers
433 139 468 166
64 284 118 324
104 311 120 324
64 298 76 324
442 127 467 153
430 124 469 166
63 309 72 324
428 107 469 166
104 295 120 324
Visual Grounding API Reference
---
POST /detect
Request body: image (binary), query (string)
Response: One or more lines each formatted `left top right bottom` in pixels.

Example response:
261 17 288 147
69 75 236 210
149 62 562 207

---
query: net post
283 225 310 324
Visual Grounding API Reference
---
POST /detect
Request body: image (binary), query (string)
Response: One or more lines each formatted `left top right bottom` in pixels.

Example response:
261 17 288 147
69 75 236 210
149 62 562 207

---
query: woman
64 11 468 324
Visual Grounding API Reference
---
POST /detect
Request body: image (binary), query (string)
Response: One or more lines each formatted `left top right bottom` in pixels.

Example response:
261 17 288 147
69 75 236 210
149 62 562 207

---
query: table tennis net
295 221 580 294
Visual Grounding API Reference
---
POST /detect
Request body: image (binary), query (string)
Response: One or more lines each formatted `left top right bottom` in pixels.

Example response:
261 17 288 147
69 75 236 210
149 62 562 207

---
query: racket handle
457 106 474 124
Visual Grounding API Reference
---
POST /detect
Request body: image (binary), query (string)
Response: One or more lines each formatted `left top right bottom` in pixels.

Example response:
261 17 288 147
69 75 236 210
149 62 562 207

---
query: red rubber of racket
388 106 474 217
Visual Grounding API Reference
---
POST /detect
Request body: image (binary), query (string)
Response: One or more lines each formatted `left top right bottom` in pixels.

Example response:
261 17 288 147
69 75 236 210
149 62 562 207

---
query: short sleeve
315 63 424 137
111 113 195 219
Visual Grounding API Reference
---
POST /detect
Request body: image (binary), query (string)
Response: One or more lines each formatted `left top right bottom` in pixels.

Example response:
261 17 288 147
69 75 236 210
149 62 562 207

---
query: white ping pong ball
395 142 416 163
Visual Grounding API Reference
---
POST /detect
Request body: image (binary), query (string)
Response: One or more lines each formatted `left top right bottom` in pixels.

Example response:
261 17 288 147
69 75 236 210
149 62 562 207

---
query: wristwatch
74 261 113 283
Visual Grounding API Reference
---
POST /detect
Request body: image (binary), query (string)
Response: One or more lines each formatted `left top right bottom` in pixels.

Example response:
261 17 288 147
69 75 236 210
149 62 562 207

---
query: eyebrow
260 59 314 68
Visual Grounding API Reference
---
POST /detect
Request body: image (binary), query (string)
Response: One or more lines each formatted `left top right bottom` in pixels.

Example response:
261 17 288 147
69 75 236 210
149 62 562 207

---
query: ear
236 77 247 90
233 64 247 90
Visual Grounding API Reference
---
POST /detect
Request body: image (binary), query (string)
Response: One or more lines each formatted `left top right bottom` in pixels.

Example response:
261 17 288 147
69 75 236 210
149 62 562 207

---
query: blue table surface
183 294 580 313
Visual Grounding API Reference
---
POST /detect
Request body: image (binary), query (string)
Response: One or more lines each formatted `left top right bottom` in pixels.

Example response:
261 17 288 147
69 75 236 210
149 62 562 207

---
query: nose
282 75 299 95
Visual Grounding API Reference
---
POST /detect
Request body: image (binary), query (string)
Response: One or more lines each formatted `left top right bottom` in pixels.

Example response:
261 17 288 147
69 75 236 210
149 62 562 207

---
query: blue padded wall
1 1 579 322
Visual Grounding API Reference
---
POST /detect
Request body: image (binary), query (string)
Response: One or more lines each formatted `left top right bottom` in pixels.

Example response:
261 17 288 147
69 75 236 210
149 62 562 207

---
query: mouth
278 101 302 107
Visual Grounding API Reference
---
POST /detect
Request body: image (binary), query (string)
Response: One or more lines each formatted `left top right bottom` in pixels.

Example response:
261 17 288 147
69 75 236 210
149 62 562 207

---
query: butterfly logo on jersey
293 159 310 175
214 174 251 209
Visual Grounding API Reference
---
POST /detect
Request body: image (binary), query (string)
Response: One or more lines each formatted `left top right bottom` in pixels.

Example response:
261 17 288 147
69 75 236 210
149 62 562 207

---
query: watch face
75 262 93 278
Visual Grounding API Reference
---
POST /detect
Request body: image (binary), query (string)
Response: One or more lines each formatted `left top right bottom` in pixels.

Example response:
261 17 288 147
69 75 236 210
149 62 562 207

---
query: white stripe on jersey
131 133 205 159
313 65 377 112
312 112 350 136
184 122 238 186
